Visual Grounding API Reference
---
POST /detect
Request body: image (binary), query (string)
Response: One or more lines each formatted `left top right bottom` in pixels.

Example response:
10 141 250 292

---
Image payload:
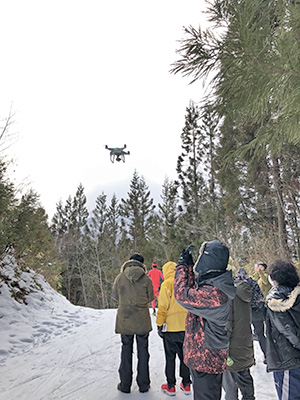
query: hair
269 260 300 288
130 253 144 264
258 262 268 270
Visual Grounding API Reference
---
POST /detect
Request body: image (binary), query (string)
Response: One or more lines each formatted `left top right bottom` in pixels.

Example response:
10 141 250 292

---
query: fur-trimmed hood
266 285 300 312
120 259 147 282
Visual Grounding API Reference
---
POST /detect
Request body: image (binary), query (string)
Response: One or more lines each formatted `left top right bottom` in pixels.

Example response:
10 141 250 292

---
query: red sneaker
161 384 176 396
180 382 191 395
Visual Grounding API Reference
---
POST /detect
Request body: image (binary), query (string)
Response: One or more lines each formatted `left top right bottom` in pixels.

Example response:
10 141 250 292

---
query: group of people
112 241 300 400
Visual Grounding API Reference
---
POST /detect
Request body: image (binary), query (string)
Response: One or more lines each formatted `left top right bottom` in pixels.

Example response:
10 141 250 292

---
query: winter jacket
156 261 187 331
113 259 154 335
256 270 272 299
236 267 266 320
265 284 300 372
226 281 255 372
236 267 264 310
174 264 236 374
148 267 163 292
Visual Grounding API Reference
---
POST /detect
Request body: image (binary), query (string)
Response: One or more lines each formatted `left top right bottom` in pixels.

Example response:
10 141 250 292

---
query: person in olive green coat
254 262 272 299
222 279 255 400
113 253 154 394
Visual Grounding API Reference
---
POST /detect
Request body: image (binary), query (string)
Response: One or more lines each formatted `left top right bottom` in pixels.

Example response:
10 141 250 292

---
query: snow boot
139 384 150 393
117 383 130 394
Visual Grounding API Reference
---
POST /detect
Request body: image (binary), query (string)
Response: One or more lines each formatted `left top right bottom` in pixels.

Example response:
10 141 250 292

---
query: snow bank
0 255 92 361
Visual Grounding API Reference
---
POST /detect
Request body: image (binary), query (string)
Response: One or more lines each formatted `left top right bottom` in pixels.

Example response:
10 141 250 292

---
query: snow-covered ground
0 256 277 400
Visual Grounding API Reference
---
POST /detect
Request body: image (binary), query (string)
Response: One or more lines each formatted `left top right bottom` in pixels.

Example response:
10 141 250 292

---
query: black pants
190 369 222 400
222 369 255 400
118 333 150 392
252 309 266 357
163 331 191 388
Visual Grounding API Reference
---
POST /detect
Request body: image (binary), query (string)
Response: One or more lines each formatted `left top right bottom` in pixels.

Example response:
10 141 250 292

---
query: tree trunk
97 263 108 309
271 156 290 258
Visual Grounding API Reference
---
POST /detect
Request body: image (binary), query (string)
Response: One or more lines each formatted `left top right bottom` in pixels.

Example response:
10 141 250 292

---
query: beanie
258 262 268 270
130 253 144 264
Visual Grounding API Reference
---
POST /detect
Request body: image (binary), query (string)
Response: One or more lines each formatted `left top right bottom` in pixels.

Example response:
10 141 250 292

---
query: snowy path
0 309 277 400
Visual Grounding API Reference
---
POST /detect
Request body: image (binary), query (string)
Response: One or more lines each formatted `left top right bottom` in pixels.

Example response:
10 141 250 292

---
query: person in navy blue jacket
265 260 300 400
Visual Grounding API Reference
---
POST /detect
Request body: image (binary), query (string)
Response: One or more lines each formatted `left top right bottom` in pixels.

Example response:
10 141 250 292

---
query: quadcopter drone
105 144 130 163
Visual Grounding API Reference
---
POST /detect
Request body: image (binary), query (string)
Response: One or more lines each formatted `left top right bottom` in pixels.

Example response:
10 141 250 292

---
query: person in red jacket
148 262 164 315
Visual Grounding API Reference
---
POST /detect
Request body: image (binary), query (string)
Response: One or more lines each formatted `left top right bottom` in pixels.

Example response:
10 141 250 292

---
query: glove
178 244 194 266
157 325 164 339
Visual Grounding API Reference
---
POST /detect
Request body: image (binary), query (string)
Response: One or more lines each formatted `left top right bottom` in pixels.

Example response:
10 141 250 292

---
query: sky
0 254 278 399
0 0 211 220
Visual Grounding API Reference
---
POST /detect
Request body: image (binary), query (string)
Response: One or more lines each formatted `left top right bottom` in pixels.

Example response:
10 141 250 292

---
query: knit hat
130 253 144 264
193 240 229 279
258 262 268 270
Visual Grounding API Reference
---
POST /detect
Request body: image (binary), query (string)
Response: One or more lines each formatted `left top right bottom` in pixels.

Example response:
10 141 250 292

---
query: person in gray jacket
113 253 154 394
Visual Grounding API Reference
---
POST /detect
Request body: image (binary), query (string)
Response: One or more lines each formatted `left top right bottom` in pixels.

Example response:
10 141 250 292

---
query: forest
1 0 300 309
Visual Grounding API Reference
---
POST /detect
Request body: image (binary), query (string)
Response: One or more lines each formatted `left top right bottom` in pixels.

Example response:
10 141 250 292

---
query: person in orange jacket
148 262 164 315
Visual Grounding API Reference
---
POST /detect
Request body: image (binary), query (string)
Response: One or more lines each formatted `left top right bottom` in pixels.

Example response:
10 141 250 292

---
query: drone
105 144 130 163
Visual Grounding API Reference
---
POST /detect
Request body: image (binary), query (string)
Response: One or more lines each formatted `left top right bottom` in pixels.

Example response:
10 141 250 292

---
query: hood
162 261 176 280
199 270 236 300
266 285 300 312
235 267 249 282
235 281 252 303
194 240 229 280
121 259 146 282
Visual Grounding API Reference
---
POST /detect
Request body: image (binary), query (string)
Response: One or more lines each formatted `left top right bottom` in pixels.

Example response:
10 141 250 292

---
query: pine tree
0 159 16 254
171 0 300 154
176 101 210 246
52 184 90 306
84 193 121 308
198 104 221 238
119 170 155 254
171 0 300 259
70 183 89 232
215 116 292 261
151 177 180 261
177 101 205 219
6 189 62 288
